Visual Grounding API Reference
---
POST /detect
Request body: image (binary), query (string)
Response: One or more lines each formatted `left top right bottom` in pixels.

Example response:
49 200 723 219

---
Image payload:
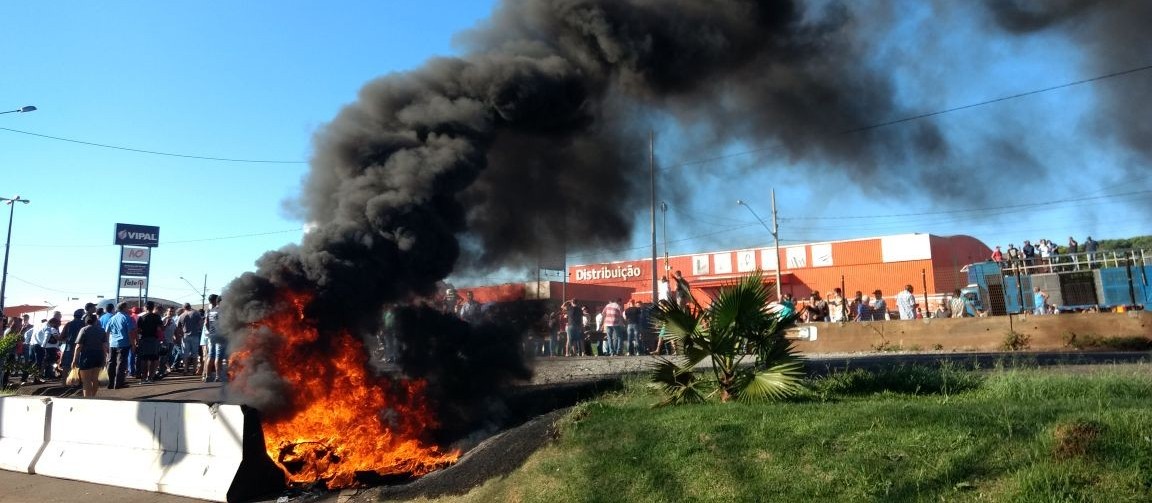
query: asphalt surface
3 351 1150 502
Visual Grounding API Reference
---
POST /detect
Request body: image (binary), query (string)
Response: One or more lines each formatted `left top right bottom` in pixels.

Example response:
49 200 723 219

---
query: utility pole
738 192 782 301
661 202 669 273
649 130 657 305
771 188 781 301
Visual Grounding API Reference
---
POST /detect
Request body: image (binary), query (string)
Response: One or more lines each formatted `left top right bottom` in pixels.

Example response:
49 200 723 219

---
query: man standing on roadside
623 299 643 356
564 300 584 357
135 301 163 383
601 298 624 356
99 302 116 330
896 285 917 320
59 309 85 378
674 270 692 309
457 291 481 323
161 306 178 376
105 301 136 389
201 294 226 383
177 303 203 375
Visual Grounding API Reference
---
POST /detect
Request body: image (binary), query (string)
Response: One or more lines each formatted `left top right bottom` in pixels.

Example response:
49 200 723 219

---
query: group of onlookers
991 236 1099 271
1 294 227 396
548 297 651 357
795 285 979 323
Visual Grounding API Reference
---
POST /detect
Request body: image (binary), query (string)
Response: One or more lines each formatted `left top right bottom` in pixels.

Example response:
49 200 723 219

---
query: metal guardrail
996 249 1149 276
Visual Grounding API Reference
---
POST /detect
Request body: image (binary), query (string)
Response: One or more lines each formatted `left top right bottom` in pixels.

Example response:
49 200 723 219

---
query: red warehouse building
567 233 992 308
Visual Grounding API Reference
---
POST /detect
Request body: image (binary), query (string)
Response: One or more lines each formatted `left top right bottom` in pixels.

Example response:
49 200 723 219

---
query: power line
0 127 306 164
781 190 1152 221
842 64 1152 134
667 62 1152 169
11 227 306 249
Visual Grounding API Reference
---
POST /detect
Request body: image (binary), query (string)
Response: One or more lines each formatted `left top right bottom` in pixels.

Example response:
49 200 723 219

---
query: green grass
416 365 1152 503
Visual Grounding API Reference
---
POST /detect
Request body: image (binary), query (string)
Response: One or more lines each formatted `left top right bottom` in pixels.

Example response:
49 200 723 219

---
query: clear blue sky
1 1 1148 310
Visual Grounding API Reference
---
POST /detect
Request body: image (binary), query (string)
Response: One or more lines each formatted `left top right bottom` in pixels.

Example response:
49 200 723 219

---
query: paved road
15 372 232 402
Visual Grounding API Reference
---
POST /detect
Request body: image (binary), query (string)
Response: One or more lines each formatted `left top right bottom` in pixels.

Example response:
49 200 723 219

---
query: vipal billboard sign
114 223 160 247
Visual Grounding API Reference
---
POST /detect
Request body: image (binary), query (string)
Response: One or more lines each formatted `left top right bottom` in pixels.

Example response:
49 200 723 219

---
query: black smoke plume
220 0 1151 440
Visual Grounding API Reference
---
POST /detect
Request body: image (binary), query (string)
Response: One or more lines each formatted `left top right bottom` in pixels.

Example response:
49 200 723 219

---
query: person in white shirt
658 276 670 304
33 318 62 381
896 285 918 320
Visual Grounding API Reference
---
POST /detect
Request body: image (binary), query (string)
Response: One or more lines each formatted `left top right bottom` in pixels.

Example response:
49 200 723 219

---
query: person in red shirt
601 299 624 356
991 246 1004 262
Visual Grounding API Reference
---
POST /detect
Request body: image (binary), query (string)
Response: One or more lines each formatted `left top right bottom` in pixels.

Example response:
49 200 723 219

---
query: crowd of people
789 285 980 323
990 235 1100 272
1 295 227 397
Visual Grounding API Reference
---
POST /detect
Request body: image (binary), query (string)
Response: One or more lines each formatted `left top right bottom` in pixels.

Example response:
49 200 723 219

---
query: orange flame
231 292 458 488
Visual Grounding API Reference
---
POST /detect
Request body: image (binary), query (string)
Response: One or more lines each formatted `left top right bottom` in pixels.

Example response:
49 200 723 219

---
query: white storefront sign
121 246 151 263
736 250 757 272
573 264 643 281
712 252 733 274
120 277 148 289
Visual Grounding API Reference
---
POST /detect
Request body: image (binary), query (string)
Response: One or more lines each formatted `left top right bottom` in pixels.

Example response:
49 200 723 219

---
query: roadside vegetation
649 273 804 405
1063 332 1152 351
420 364 1152 503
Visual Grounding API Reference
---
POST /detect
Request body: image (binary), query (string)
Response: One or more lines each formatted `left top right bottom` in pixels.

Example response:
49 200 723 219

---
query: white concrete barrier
0 396 50 473
33 399 254 502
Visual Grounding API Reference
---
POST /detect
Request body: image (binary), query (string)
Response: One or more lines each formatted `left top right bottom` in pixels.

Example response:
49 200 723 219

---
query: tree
1098 235 1152 252
648 272 805 405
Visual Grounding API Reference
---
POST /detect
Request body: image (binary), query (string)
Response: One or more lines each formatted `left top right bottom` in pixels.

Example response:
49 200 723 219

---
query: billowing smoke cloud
221 0 1150 438
984 0 1152 194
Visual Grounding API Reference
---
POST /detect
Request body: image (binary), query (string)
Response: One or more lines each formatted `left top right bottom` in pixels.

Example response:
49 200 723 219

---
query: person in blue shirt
870 290 888 321
98 302 116 330
1032 287 1048 315
105 301 136 389
779 294 796 319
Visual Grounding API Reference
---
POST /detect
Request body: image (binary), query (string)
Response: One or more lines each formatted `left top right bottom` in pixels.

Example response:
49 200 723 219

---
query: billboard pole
115 245 123 303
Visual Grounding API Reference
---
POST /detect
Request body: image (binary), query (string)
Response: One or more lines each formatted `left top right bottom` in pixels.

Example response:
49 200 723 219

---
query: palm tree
648 272 804 405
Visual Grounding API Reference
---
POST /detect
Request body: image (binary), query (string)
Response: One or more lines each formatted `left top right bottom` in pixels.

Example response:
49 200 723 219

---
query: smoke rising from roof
221 0 1150 434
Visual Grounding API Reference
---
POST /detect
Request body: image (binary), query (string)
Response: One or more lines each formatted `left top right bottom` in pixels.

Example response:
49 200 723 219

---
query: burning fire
231 293 459 488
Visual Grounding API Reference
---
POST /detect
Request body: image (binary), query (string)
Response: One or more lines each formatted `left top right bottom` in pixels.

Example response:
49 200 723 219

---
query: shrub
1063 332 1152 351
1003 331 1031 351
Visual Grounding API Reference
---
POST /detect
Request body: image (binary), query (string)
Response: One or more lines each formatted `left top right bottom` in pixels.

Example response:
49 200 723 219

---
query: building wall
792 311 1149 353
460 281 634 305
568 234 993 308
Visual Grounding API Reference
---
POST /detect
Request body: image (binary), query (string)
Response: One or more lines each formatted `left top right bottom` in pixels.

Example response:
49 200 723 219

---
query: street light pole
180 275 207 309
0 106 35 317
0 196 31 317
737 194 782 301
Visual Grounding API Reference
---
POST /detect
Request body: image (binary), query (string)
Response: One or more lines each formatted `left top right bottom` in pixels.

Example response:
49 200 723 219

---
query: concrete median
0 397 284 502
0 397 50 473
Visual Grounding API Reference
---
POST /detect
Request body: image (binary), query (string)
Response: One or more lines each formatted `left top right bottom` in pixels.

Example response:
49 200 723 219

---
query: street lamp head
736 199 746 206
1 106 36 115
1 196 30 205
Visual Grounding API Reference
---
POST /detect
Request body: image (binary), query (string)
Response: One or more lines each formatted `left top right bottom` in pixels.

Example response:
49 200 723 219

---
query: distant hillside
1098 235 1152 251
